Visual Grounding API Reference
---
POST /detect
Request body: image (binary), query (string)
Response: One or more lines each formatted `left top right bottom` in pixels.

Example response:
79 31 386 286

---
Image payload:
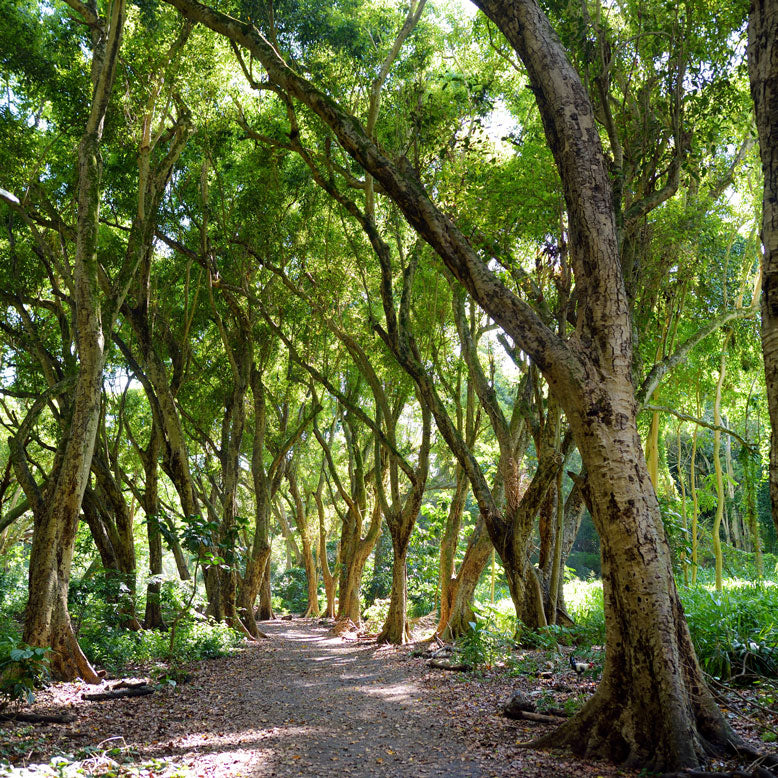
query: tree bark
141 422 166 629
436 466 470 633
315 485 337 618
20 0 126 682
749 0 778 537
376 402 431 644
441 517 492 639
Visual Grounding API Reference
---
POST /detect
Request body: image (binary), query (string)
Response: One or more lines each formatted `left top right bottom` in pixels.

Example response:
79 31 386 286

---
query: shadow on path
142 619 483 777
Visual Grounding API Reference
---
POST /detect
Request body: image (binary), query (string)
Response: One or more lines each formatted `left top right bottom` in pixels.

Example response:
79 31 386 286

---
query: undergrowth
453 576 778 685
78 619 243 675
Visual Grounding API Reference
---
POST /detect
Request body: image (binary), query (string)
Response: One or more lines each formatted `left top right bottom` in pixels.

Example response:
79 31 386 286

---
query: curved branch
641 405 755 452
638 306 757 406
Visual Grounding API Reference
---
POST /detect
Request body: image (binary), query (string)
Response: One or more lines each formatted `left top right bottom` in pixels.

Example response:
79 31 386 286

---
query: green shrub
273 567 309 614
456 602 515 669
362 598 390 632
0 565 27 623
78 619 242 674
0 638 49 708
682 581 778 680
564 578 606 645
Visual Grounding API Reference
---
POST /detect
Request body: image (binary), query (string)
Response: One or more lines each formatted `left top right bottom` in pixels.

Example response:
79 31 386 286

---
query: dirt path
166 619 485 777
3 620 769 777
11 620 487 777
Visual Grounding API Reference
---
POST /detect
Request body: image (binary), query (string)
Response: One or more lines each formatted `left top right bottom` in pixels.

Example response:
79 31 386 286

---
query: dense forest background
1 0 778 773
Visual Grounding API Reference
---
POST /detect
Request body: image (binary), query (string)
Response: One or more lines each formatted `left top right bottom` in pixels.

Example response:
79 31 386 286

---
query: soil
0 619 773 777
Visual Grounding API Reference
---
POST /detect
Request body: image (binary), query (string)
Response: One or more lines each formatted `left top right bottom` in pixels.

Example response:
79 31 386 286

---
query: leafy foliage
456 603 515 669
0 638 49 708
683 581 778 680
78 620 242 675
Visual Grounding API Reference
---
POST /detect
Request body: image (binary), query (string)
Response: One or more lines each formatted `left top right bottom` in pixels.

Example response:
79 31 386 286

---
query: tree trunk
749 0 778 538
287 472 320 618
534 386 735 768
316 490 337 618
712 344 728 591
141 421 165 629
21 0 126 682
690 422 700 584
257 558 274 621
377 544 410 643
437 467 469 632
300 536 320 618
441 518 492 639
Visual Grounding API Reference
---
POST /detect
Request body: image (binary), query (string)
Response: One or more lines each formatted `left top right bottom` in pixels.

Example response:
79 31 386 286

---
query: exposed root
529 687 742 771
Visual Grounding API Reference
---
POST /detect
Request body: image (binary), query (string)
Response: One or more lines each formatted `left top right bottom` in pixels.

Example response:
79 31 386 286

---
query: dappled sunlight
361 682 416 704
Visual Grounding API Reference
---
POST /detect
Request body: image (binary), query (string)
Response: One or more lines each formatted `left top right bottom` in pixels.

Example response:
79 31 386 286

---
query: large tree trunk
537 405 733 767
21 0 126 682
749 0 778 538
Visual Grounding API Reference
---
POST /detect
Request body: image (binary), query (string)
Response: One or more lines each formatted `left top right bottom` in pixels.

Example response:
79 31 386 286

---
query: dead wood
427 659 472 672
511 710 566 724
329 618 359 637
82 685 155 701
110 678 150 690
0 711 76 724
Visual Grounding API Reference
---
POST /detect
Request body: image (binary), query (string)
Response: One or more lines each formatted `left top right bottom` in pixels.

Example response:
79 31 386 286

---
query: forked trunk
441 519 491 639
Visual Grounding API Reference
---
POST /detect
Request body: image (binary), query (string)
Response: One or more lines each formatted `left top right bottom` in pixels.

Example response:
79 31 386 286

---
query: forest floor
0 618 771 777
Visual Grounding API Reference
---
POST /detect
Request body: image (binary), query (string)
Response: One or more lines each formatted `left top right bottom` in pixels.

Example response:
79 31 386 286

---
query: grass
566 575 778 681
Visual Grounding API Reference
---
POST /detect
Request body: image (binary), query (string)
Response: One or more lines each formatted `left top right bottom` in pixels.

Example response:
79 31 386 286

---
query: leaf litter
0 619 773 777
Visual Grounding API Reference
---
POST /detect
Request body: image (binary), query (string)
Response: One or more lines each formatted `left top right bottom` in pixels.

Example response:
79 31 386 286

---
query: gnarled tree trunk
749 0 778 538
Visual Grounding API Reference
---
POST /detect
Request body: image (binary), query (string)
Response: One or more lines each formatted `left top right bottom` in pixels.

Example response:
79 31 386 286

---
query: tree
4 0 127 682
749 0 778 538
157 0 750 768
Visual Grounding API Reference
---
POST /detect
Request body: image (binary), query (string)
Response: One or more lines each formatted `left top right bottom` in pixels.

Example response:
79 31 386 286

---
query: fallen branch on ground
512 710 567 724
0 711 76 724
82 686 155 701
